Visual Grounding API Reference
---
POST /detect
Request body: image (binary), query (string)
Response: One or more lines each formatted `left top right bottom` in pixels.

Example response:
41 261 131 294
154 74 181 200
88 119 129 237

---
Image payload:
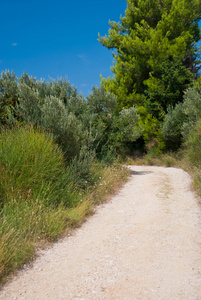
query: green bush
185 119 201 167
68 149 98 190
161 83 201 149
0 126 79 209
0 126 82 282
86 86 142 158
0 71 18 126
41 95 83 160
161 103 187 148
1 71 142 161
0 125 129 283
145 59 193 120
181 85 201 138
16 77 85 161
17 82 42 124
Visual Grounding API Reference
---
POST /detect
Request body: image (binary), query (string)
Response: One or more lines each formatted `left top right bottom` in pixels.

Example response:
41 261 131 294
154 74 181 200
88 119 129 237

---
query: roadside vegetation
0 72 134 285
1 0 201 286
129 83 201 198
0 125 129 285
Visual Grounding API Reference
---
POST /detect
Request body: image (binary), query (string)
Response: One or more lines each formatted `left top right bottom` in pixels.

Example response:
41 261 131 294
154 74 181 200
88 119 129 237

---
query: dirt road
1 166 201 299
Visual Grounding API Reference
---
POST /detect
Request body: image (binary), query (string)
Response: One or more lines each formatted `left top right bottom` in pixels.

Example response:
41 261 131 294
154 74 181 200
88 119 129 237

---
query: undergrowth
0 126 129 285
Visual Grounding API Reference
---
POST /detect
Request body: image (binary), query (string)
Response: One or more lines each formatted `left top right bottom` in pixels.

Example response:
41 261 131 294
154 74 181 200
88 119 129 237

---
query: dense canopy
99 0 201 118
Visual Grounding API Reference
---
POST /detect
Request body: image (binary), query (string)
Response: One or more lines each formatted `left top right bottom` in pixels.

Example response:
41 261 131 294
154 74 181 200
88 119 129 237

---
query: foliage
0 71 18 125
67 149 98 190
0 126 129 284
181 84 201 137
161 83 201 148
99 0 201 117
0 72 142 161
86 86 142 158
185 119 201 166
144 59 193 119
161 103 187 148
87 85 117 115
138 112 165 155
115 106 141 142
40 95 83 159
17 81 42 124
0 126 79 209
15 74 86 160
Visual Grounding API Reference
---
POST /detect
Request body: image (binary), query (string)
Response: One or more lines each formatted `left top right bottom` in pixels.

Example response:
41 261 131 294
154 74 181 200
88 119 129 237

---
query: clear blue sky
1 0 127 96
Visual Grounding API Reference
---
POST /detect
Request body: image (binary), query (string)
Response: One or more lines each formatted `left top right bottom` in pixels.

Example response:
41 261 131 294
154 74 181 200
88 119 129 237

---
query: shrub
185 119 201 167
0 125 129 283
86 86 142 158
0 71 18 126
161 103 187 148
16 81 85 161
1 71 142 162
41 95 83 160
161 83 201 149
0 126 79 209
181 84 201 138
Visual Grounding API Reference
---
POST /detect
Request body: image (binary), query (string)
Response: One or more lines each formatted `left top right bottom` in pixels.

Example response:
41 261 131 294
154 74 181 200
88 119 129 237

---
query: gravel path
1 166 201 299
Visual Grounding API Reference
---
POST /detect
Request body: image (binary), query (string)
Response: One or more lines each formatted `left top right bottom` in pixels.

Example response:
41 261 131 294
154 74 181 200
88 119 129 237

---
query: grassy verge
0 126 129 286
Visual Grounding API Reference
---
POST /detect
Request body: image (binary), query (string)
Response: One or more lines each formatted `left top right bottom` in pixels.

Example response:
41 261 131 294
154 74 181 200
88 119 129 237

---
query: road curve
1 166 201 299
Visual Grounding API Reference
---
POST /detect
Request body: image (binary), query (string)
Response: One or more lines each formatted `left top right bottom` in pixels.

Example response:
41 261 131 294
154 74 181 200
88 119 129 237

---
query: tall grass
0 126 129 284
0 126 80 209
184 120 201 196
0 126 78 282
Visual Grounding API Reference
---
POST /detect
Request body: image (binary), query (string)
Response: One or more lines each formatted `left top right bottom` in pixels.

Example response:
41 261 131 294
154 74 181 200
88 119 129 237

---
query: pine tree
99 0 201 117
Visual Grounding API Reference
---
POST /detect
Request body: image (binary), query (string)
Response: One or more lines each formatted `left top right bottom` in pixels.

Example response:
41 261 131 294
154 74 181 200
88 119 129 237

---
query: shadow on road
130 170 153 176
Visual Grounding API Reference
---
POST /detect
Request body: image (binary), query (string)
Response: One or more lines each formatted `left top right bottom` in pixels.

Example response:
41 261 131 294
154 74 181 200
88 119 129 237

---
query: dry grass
0 160 129 287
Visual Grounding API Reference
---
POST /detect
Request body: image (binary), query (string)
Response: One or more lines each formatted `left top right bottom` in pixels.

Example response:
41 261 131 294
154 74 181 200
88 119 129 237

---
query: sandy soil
1 165 201 299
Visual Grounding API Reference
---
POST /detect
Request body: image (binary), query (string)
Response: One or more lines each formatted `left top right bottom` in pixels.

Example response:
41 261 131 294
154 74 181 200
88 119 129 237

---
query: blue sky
1 0 127 96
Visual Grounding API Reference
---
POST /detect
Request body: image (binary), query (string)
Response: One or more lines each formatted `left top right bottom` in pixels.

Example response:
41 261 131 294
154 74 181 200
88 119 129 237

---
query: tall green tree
99 0 201 118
